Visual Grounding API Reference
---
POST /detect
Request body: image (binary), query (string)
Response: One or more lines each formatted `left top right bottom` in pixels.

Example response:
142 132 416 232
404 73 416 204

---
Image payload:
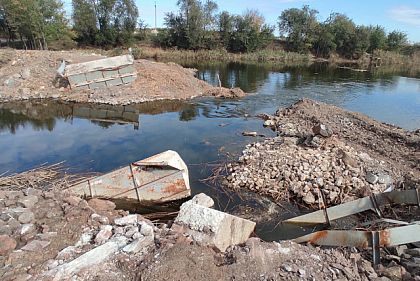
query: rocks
21 240 51 251
263 119 276 128
56 246 80 261
378 265 406 280
63 196 82 206
45 238 128 280
122 235 154 254
405 248 420 257
88 198 116 212
190 193 214 208
20 68 31 80
17 195 39 208
114 214 138 226
0 235 17 255
302 192 316 204
312 124 332 138
18 211 35 224
3 77 15 87
94 225 113 244
366 171 379 184
175 200 256 252
91 213 109 224
20 223 36 235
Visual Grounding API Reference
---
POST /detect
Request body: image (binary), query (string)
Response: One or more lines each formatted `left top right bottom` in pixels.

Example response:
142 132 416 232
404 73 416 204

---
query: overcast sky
63 0 420 42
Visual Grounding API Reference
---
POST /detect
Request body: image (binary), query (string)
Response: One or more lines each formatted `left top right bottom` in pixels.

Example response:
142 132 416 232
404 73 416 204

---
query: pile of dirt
226 99 420 207
0 50 245 105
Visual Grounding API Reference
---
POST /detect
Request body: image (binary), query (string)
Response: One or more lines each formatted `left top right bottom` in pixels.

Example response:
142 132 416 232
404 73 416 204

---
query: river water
1 62 419 240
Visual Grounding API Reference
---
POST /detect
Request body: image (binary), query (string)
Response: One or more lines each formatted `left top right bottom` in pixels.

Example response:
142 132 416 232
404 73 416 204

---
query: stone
3 77 15 87
90 213 109 224
20 224 36 236
21 240 50 251
396 245 408 256
20 68 31 80
378 173 392 185
190 193 214 208
23 188 42 196
175 201 256 252
18 211 35 224
303 192 316 204
124 226 139 238
366 172 379 184
263 120 276 127
88 198 116 212
0 235 17 255
405 248 420 257
114 214 138 226
379 265 405 280
63 196 82 206
139 222 154 237
45 237 128 280
17 195 38 208
312 124 332 137
94 225 113 244
75 232 93 247
19 88 31 98
56 246 79 261
122 235 155 254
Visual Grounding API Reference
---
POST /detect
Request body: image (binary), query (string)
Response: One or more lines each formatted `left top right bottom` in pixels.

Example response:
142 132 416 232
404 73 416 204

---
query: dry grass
0 162 91 191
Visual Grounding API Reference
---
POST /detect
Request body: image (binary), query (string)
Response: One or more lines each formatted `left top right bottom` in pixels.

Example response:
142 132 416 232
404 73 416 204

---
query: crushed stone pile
226 99 420 207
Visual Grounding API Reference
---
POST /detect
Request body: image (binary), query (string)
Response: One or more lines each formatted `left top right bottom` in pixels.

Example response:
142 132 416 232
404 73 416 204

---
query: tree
228 10 274 53
72 0 139 47
278 5 319 53
387 31 407 52
326 13 356 57
313 23 335 57
368 25 386 53
0 0 73 50
218 11 233 47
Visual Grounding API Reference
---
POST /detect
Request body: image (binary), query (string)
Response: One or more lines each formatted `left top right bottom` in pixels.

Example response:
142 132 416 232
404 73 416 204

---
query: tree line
279 6 408 58
0 1 413 58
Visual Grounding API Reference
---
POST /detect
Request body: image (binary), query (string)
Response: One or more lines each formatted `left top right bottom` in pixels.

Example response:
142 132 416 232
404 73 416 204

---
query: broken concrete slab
94 225 113 244
44 237 128 280
175 201 256 252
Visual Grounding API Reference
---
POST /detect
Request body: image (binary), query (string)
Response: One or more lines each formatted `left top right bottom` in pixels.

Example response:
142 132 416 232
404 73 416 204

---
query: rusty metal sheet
285 189 420 225
69 150 191 203
293 224 420 248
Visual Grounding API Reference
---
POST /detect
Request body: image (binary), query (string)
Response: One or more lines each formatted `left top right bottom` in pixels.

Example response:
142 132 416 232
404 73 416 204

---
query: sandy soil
0 49 245 105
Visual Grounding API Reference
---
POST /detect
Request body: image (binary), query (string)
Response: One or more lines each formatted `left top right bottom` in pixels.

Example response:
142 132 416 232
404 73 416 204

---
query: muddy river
1 62 420 240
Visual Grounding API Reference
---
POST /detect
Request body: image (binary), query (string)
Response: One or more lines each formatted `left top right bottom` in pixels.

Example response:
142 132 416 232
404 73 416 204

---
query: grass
128 46 313 65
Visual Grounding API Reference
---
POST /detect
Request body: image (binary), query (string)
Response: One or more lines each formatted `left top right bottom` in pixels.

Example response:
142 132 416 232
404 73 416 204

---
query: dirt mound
226 99 420 207
0 50 246 105
141 238 379 281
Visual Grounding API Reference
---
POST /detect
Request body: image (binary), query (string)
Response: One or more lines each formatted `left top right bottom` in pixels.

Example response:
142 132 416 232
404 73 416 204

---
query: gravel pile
226 99 420 207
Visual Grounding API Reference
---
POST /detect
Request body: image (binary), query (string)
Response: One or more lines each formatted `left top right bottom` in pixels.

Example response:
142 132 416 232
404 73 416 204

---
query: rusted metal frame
293 224 420 265
106 169 183 200
129 164 141 203
285 189 420 225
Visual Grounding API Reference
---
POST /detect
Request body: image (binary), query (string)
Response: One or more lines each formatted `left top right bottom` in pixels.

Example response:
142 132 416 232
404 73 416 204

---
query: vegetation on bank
1 0 419 67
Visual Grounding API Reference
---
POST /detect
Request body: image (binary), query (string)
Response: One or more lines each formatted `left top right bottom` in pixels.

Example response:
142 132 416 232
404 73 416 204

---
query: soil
0 49 245 105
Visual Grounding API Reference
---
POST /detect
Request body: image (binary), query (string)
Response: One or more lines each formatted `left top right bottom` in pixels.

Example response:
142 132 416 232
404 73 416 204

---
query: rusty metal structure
286 189 420 265
69 151 191 204
58 54 137 90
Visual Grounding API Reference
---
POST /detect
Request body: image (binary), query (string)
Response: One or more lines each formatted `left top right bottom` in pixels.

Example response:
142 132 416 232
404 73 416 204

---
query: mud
0 49 245 105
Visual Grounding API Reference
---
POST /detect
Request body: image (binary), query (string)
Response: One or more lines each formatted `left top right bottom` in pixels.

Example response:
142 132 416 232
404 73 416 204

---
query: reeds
0 162 91 191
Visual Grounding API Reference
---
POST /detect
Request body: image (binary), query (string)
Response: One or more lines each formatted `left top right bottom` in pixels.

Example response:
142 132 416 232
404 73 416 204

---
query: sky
63 0 420 42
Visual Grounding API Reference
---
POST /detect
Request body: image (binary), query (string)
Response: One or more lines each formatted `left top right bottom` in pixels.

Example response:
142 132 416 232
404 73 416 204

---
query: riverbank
0 49 245 105
0 166 412 281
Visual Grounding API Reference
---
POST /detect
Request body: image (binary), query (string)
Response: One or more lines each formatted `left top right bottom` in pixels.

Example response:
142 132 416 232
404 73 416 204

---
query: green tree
368 25 386 53
326 13 356 57
72 0 139 47
0 0 73 50
386 30 407 52
278 5 319 53
218 11 233 48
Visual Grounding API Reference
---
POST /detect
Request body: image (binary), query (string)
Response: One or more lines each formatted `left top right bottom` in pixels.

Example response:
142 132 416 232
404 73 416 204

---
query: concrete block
175 201 256 252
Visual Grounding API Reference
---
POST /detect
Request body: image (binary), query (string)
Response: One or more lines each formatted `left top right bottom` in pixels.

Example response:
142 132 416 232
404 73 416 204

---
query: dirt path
0 49 245 105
